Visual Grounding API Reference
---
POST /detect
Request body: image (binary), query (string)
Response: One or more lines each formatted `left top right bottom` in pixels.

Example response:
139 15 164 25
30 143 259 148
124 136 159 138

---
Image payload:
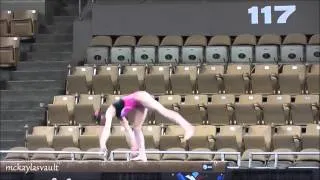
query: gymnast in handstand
98 91 195 162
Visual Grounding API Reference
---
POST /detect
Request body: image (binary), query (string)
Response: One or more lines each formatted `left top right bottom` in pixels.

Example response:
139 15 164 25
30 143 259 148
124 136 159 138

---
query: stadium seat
66 66 94 95
197 64 224 94
306 34 320 62
206 35 231 63
53 95 76 115
281 33 307 62
262 95 291 125
11 10 38 37
187 125 216 161
142 125 162 161
86 36 112 65
231 34 256 63
92 65 118 95
251 64 278 94
79 126 101 151
170 65 198 94
255 34 281 63
290 95 319 125
278 64 306 94
207 94 235 125
234 95 263 125
213 125 243 164
118 65 146 94
182 35 206 64
0 37 20 67
134 35 159 64
223 64 250 94
295 124 320 167
145 65 171 95
268 125 301 168
158 35 183 64
306 64 320 94
178 95 207 125
26 126 55 150
111 36 136 64
57 147 81 160
47 95 76 126
74 94 102 125
82 148 105 161
154 95 181 124
241 125 272 167
52 126 80 150
0 10 13 36
107 125 130 161
160 125 186 161
4 147 29 160
31 147 56 160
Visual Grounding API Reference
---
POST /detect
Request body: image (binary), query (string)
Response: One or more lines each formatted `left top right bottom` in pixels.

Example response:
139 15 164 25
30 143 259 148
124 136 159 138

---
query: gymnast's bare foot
131 154 147 162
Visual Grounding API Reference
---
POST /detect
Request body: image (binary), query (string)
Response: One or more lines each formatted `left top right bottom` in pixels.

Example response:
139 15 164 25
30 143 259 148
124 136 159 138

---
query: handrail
248 151 320 169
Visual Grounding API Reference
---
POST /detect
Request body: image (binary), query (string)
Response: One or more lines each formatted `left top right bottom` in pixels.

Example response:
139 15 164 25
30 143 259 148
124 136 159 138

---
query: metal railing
248 151 320 169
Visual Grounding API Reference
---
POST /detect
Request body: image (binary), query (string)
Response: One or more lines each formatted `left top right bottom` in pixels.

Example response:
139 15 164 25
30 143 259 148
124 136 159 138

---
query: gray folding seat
154 95 181 125
278 64 306 94
255 34 281 63
47 95 76 125
145 65 171 95
206 35 231 63
268 125 301 168
31 147 56 160
281 33 307 62
295 124 320 167
306 34 320 62
160 125 186 161
178 95 208 125
241 125 272 168
118 65 146 94
306 64 320 94
234 95 263 125
262 95 291 125
207 94 235 125
111 36 136 64
231 34 256 63
107 125 130 161
86 36 112 65
197 64 224 94
11 10 38 37
223 64 251 94
52 126 80 150
82 148 105 161
92 65 119 95
134 35 159 64
74 94 102 125
182 35 207 64
57 147 82 160
170 65 198 94
187 125 216 161
79 126 101 151
251 64 278 94
158 35 183 64
66 66 94 95
0 37 20 67
26 126 55 150
213 125 243 165
142 125 162 161
291 95 319 125
4 147 29 160
0 10 13 36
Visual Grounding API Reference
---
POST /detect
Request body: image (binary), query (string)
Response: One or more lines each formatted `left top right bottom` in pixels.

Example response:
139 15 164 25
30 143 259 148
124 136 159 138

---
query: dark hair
112 99 125 118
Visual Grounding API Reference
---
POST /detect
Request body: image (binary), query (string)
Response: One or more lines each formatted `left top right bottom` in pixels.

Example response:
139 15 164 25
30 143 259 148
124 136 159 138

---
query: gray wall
72 19 92 63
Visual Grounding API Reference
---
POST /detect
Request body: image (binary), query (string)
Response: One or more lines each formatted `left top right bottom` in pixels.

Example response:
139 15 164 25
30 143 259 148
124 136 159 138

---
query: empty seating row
47 94 319 126
86 34 320 65
66 64 320 95
0 10 38 37
6 124 319 166
0 37 20 67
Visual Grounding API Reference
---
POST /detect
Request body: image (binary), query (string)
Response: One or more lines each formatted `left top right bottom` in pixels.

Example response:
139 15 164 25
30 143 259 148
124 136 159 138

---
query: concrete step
44 22 73 34
17 61 70 71
0 100 49 110
11 70 67 81
0 130 25 141
0 139 25 150
36 34 73 43
0 119 44 130
0 89 64 101
26 51 72 61
31 42 72 52
0 110 45 121
53 15 76 22
6 80 65 90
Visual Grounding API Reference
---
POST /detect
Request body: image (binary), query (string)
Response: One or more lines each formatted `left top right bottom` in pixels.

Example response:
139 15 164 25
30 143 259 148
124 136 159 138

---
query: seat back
118 65 145 94
134 35 159 64
11 10 38 37
231 34 256 63
223 64 251 94
197 65 224 94
170 65 198 94
111 36 136 64
0 37 20 67
0 10 13 36
86 36 112 65
182 35 206 64
179 95 208 124
263 95 291 125
281 33 307 62
278 64 306 94
145 65 171 95
158 35 183 64
255 34 281 63
306 64 320 94
207 94 235 125
251 64 278 94
306 34 320 62
234 95 262 125
206 35 231 63
291 95 319 125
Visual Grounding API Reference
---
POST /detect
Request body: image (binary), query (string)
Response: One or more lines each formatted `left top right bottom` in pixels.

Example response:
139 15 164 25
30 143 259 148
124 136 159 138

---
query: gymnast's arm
99 105 115 151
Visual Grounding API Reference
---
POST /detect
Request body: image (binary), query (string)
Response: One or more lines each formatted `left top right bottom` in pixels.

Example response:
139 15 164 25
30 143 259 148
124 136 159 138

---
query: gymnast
98 91 194 162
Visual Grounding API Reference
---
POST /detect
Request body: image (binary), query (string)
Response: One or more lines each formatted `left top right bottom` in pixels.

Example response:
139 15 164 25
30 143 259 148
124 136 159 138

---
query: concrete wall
72 19 92 63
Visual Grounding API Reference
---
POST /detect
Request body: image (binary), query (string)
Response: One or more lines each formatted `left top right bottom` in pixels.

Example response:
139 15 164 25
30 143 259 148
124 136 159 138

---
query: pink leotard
120 93 143 118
